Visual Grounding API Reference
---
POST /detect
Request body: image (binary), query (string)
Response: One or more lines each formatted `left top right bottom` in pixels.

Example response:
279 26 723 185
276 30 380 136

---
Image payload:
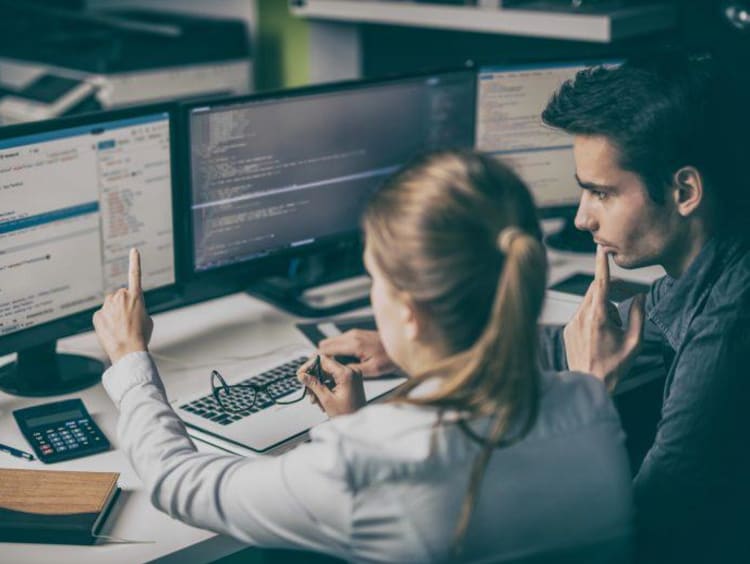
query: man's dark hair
542 52 748 239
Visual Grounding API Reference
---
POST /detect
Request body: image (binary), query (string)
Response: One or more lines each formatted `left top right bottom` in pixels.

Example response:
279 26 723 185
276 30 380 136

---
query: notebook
0 468 120 545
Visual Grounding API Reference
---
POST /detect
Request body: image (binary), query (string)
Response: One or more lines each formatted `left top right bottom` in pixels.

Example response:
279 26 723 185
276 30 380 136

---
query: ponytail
450 228 547 556
393 227 547 418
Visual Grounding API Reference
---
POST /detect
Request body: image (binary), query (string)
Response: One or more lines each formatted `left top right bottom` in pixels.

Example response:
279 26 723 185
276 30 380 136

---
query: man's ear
672 166 704 217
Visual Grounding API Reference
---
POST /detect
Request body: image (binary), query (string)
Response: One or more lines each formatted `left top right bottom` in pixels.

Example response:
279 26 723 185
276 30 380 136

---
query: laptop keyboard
179 356 308 426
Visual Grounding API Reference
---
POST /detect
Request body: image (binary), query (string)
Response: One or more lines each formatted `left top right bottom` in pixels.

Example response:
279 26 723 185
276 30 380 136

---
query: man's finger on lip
593 244 611 299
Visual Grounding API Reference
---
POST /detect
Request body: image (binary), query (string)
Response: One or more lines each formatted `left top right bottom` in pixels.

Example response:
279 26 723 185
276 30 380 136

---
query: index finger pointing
129 248 142 293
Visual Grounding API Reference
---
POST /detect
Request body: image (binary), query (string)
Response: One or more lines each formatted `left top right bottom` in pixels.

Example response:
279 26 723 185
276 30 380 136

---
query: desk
0 249 664 563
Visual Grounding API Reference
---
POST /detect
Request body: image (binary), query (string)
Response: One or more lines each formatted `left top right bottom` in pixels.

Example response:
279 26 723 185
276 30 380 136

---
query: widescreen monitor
184 69 477 282
0 106 178 396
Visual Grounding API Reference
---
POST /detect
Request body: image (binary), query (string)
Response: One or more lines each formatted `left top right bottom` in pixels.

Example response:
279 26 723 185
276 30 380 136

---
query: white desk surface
0 249 664 563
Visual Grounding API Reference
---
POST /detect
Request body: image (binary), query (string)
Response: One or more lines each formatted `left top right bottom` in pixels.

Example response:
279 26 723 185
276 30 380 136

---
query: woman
94 151 632 563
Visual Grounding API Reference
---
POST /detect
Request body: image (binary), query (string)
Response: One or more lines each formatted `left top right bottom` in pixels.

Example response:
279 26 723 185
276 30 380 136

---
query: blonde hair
362 150 548 554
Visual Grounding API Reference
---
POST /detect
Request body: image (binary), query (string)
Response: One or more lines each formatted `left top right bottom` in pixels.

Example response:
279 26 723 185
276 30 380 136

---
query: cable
61 343 310 373
149 343 309 372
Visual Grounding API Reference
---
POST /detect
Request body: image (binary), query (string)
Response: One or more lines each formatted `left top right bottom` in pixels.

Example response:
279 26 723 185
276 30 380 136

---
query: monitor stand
0 341 103 397
247 242 371 318
247 274 371 318
545 216 596 254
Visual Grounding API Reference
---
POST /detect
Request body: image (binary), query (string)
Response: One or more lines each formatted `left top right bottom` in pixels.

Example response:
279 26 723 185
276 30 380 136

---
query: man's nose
574 193 598 232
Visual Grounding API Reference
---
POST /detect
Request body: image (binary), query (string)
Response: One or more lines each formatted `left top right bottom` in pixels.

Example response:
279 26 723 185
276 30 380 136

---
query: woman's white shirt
103 352 632 563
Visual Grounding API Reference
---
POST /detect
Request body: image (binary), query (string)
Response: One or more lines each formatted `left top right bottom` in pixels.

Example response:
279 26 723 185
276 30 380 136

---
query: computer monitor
183 69 477 313
476 60 620 252
0 106 178 396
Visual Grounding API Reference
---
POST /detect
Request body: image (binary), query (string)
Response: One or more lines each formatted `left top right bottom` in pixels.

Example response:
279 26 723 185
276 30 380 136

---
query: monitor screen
0 111 176 338
186 70 476 273
476 61 618 212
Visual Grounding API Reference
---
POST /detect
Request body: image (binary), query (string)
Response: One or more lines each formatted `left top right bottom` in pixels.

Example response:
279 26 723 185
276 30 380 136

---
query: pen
314 355 322 381
0 442 35 461
310 355 334 390
307 355 323 383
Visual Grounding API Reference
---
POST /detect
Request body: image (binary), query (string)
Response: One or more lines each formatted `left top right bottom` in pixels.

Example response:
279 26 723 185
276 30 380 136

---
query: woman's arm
104 352 353 556
93 250 353 556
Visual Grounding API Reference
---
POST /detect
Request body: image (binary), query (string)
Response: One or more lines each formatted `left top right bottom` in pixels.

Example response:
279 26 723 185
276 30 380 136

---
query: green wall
256 1 310 90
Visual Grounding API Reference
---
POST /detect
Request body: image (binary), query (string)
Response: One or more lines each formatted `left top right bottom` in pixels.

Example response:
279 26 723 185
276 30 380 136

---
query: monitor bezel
0 103 182 356
178 65 478 286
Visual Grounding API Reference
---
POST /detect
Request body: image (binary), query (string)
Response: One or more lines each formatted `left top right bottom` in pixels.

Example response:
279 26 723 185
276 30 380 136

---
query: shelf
290 1 677 43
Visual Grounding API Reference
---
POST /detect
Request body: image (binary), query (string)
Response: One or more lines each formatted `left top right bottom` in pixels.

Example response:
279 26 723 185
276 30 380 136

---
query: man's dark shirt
540 236 750 562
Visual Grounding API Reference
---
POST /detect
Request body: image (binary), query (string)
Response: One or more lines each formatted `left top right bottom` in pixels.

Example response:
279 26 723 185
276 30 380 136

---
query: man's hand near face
93 249 153 365
564 245 646 390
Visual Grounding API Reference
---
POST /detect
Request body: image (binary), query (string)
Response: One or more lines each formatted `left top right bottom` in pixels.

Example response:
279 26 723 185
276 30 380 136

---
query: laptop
173 329 405 454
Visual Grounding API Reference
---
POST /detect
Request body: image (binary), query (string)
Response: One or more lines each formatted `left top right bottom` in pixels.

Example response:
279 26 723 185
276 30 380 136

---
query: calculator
13 399 110 463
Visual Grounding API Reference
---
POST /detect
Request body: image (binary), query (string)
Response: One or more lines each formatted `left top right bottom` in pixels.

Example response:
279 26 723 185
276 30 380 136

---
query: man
322 53 750 562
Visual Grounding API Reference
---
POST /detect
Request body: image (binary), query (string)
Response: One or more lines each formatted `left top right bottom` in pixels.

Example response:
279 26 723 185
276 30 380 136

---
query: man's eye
593 190 607 201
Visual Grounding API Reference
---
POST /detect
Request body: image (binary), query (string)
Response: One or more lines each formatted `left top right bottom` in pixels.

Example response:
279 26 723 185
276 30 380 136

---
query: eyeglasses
210 367 309 414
